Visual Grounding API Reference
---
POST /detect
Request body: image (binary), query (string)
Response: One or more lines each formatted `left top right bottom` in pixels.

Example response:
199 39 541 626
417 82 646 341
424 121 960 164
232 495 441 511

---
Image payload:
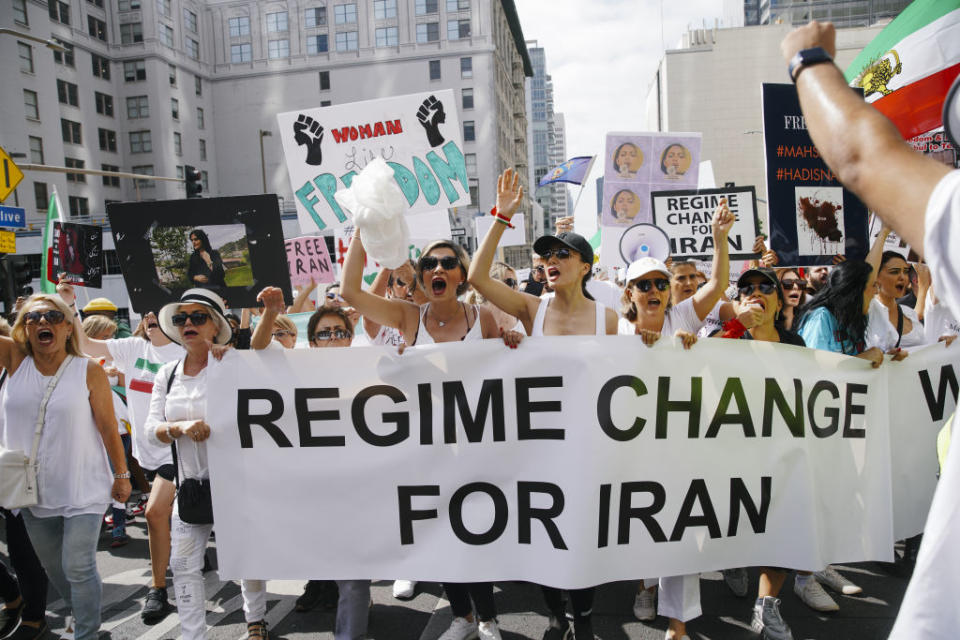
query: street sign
0 230 15 253
0 205 26 228
0 147 25 204
451 227 466 237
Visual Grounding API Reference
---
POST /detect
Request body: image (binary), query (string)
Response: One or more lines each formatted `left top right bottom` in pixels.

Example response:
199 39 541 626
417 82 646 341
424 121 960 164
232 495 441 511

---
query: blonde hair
82 314 117 339
11 294 82 357
0 317 10 337
273 314 297 336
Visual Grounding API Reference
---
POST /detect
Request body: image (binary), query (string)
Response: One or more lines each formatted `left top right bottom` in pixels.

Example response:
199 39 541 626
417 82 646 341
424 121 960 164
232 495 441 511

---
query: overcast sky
513 0 729 233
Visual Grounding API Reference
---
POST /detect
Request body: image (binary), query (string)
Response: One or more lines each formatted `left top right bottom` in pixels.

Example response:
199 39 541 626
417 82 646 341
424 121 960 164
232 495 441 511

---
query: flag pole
569 156 596 215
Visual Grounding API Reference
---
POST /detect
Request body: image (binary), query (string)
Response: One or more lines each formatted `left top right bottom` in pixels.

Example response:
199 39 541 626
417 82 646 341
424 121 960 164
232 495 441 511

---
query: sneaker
541 615 568 640
102 513 114 530
751 596 794 640
633 588 656 621
295 581 325 612
317 581 339 610
141 587 173 624
5 621 48 640
813 566 862 596
0 600 25 638
60 615 74 640
722 568 750 597
392 579 417 600
568 620 598 639
793 576 838 612
128 494 148 518
110 533 129 548
478 620 502 640
246 620 268 640
438 617 478 640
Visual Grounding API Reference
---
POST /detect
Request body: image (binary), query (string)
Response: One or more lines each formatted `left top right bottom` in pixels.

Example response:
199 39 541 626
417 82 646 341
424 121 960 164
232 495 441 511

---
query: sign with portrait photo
651 187 761 261
277 90 470 234
53 222 102 288
107 195 292 312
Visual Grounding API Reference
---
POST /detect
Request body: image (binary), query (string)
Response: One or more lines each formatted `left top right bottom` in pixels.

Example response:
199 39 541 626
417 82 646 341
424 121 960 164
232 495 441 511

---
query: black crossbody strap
896 305 904 350
165 362 180 490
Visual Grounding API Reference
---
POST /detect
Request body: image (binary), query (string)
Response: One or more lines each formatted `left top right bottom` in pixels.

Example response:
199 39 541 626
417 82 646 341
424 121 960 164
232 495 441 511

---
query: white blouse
145 360 209 480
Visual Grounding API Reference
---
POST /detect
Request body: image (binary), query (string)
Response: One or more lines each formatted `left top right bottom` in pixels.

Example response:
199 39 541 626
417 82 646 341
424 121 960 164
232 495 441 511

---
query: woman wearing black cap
470 169 616 640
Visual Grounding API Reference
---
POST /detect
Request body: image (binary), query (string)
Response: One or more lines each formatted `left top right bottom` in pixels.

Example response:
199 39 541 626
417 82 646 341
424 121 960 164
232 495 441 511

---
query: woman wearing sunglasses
776 269 808 331
0 294 132 640
144 288 234 640
466 261 526 334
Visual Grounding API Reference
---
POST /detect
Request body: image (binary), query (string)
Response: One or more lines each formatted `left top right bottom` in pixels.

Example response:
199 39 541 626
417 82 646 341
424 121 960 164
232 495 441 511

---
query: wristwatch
114 472 131 479
788 47 833 83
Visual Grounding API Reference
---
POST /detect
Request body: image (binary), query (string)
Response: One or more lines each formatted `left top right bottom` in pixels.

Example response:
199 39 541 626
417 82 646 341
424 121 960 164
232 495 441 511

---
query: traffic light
9 255 33 297
185 165 203 198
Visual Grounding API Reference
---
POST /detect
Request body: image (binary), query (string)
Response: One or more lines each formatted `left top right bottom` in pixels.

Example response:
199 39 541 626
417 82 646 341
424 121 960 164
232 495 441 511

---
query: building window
462 87 474 110
68 196 89 218
374 0 396 19
23 89 39 119
319 70 330 90
334 4 357 24
103 249 122 274
57 80 79 106
415 0 437 15
171 97 179 120
53 42 75 67
49 0 70 24
463 120 475 142
416 22 439 43
123 59 146 81
98 128 117 152
268 39 290 58
28 137 44 164
335 31 357 51
197 107 204 129
320 100 331 106
101 164 120 187
229 16 250 37
201 170 209 192
156 0 171 17
174 132 182 156
186 38 199 60
88 0 105 8
126 95 149 118
266 11 288 32
469 178 479 207
88 16 108 41
132 165 154 188
13 0 28 24
307 34 328 54
231 43 252 62
305 7 326 27
460 56 472 78
95 92 114 116
129 130 152 153
375 27 397 47
159 24 174 46
92 54 110 79
120 23 143 43
34 183 48 210
184 9 198 32
428 59 440 80
118 0 141 11
65 157 86 183
169 64 177 86
447 19 470 40
18 42 33 73
446 0 469 10
199 139 207 161
195 75 202 95
61 119 82 144
465 153 476 175
176 165 184 179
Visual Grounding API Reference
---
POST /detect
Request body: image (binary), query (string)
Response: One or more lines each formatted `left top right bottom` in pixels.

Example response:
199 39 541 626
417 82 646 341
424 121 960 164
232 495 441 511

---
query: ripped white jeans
170 511 214 640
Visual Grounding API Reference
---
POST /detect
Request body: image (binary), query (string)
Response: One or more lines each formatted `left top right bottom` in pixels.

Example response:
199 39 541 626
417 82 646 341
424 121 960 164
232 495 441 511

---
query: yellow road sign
0 146 25 204
0 230 15 253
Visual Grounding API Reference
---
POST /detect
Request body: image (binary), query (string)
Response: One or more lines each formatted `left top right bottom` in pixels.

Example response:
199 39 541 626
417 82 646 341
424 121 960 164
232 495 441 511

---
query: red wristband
490 206 514 229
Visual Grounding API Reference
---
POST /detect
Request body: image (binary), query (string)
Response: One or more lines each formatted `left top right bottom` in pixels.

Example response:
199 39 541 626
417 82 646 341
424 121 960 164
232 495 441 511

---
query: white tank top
1 356 112 517
531 296 606 337
412 303 483 345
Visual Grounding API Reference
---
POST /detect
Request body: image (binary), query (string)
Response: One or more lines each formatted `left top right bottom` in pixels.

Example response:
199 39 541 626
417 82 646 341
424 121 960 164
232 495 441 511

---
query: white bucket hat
158 288 233 345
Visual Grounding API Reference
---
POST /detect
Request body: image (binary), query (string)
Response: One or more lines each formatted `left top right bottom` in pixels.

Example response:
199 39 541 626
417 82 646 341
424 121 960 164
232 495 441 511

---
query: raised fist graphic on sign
294 114 325 166
416 95 446 148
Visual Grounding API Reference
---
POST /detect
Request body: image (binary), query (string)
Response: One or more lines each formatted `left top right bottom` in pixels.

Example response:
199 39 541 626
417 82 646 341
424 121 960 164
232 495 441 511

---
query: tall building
744 0 909 27
2 0 532 316
526 41 567 241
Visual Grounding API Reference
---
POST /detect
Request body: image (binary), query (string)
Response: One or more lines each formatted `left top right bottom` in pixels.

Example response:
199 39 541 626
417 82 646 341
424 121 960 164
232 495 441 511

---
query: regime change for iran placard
651 187 761 260
205 337 913 587
278 90 470 233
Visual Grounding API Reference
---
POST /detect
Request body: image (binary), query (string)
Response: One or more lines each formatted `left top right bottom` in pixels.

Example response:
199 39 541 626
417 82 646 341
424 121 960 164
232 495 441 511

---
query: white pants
170 512 214 640
241 580 267 623
655 575 701 622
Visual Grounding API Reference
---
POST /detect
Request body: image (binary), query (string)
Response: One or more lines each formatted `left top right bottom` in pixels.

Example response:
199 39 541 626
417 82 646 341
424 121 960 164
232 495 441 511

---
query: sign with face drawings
277 90 470 234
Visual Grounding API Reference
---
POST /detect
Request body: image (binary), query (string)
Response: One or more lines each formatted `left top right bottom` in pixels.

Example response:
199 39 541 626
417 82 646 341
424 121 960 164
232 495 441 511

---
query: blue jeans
21 511 103 640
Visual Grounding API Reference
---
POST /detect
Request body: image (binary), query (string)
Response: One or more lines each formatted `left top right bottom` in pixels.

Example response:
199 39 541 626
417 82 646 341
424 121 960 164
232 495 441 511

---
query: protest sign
475 213 526 247
868 215 917 261
286 236 335 287
53 222 102 288
206 337 900 586
278 90 469 234
107 195 292 312
762 84 869 266
651 187 761 261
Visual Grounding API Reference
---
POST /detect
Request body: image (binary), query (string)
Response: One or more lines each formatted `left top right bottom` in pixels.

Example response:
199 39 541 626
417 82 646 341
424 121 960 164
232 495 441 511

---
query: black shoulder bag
895 305 904 350
166 363 214 525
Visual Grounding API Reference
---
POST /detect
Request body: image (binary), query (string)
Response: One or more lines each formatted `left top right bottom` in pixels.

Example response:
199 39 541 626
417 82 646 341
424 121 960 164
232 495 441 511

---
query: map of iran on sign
277 90 470 234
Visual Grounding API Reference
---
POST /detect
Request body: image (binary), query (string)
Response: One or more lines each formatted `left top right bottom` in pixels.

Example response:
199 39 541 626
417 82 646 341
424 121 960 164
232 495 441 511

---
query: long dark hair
189 229 214 254
800 260 872 350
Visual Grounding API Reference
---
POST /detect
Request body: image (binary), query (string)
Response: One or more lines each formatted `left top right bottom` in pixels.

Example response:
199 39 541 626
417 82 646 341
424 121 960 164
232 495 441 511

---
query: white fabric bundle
334 158 410 269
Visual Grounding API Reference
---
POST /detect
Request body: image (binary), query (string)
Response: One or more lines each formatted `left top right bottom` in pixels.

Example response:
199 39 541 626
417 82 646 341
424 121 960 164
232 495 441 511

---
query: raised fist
416 95 446 147
294 114 325 166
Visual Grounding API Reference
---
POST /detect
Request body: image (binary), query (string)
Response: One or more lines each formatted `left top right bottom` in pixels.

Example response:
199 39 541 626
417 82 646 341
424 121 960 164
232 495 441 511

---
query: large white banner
277 90 470 233
205 338 909 587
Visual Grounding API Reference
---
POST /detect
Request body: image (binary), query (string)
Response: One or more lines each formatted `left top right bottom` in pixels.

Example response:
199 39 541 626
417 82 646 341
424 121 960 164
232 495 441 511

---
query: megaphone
619 223 672 264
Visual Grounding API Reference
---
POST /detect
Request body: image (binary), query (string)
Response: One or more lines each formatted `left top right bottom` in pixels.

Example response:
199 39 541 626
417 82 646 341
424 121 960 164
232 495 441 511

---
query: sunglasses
739 282 778 297
312 329 351 341
395 278 410 289
171 311 212 326
633 278 670 293
503 278 517 288
781 278 807 290
326 292 345 303
24 310 66 325
420 255 460 271
539 247 573 260
272 330 295 339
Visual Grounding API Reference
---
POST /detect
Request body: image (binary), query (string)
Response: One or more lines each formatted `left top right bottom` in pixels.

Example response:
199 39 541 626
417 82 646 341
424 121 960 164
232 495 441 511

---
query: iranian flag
845 0 960 140
39 187 66 293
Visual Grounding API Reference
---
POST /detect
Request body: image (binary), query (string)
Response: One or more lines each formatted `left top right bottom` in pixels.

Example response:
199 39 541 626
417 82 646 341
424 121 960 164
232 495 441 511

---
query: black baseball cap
737 267 783 299
533 232 594 265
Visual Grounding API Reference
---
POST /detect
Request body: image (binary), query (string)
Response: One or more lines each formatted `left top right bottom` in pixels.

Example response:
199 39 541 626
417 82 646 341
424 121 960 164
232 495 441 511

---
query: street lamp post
259 130 272 194
0 28 67 51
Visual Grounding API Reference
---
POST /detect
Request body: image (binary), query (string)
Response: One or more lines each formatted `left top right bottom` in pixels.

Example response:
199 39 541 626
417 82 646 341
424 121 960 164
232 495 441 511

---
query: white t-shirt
586 279 624 317
924 294 960 340
865 298 926 350
889 169 960 639
617 296 704 336
107 338 184 470
698 300 727 339
145 360 209 480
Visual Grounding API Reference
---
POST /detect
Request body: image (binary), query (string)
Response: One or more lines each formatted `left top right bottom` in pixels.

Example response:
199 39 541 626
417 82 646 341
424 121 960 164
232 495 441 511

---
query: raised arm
339 231 418 335
691 198 734 320
287 279 317 314
251 287 284 350
467 169 538 324
782 22 950 255
360 267 393 339
57 277 112 359
865 224 891 310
